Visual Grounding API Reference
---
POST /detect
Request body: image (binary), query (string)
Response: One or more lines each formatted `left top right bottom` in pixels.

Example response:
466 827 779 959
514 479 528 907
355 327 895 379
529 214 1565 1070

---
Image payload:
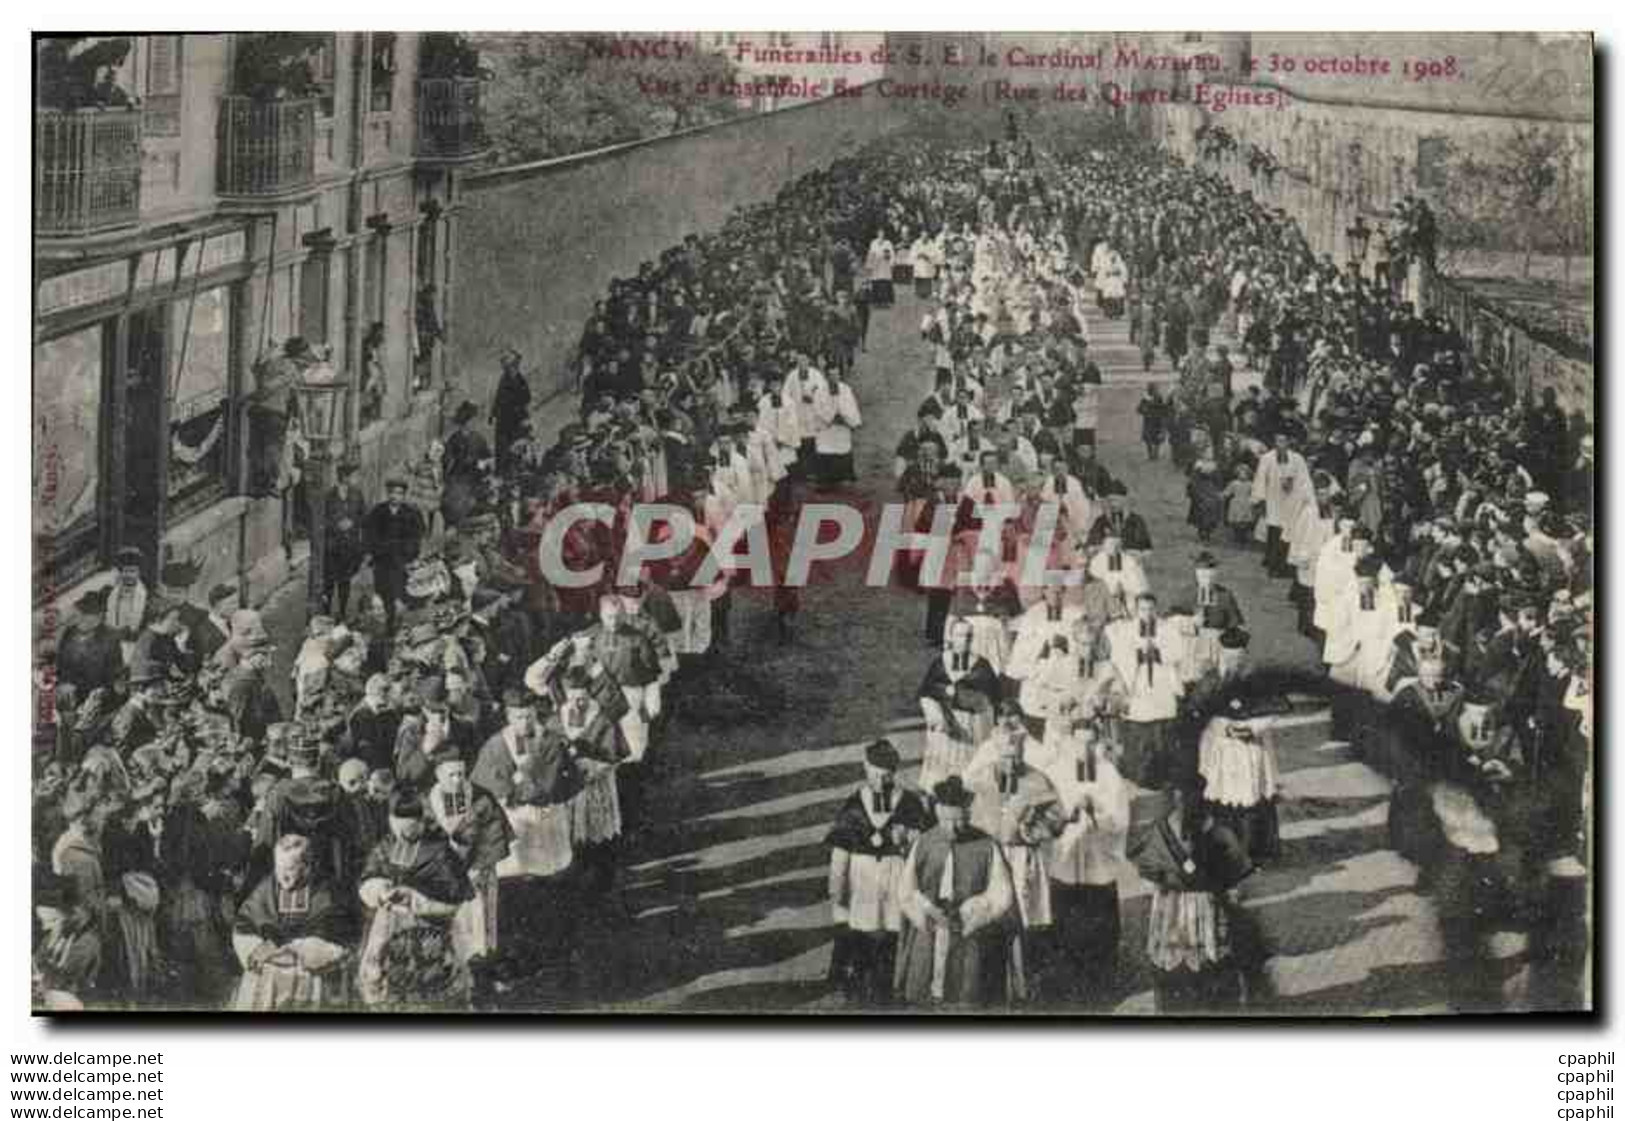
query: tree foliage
475 34 748 166
232 33 331 101
37 36 133 110
1432 124 1593 278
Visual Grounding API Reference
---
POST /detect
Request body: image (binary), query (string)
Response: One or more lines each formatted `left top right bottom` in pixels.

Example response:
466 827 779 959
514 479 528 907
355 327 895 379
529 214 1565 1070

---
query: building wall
35 32 474 621
454 87 907 413
1136 34 1594 411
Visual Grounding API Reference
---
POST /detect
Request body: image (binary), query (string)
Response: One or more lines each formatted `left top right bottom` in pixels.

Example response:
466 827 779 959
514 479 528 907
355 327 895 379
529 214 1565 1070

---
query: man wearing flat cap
104 546 150 660
894 775 1018 1006
109 654 166 754
222 625 282 744
825 739 935 1005
364 478 426 634
323 461 367 620
190 583 238 667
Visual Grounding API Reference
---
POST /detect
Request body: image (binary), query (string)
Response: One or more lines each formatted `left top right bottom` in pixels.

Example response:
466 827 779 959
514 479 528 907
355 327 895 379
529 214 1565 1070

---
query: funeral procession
30 32 1592 1015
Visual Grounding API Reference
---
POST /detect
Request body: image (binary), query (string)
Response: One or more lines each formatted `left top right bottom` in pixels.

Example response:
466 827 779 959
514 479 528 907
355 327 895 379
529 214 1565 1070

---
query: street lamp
291 352 349 618
1346 216 1372 357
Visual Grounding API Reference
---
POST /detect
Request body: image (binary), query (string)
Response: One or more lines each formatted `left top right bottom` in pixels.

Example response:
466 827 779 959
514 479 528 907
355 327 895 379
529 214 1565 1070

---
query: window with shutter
313 33 337 118
143 34 182 136
1417 136 1448 191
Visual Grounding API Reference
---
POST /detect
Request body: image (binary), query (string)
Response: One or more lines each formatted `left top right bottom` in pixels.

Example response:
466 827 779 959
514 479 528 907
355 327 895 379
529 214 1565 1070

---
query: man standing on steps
364 478 425 635
1251 431 1313 579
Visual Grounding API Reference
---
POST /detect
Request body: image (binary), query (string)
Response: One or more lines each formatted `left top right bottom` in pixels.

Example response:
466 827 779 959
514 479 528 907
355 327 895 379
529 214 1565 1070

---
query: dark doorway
121 305 168 580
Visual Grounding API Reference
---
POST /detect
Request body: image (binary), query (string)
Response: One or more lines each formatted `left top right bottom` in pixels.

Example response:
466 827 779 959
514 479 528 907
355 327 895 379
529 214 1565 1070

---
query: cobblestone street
467 285 1456 1014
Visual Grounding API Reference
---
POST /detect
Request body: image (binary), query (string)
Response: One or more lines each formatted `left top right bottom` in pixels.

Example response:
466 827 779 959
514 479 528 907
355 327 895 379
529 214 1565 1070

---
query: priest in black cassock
1169 552 1246 680
825 740 935 1005
1086 483 1153 554
232 834 354 1011
356 791 475 1009
894 776 1018 1008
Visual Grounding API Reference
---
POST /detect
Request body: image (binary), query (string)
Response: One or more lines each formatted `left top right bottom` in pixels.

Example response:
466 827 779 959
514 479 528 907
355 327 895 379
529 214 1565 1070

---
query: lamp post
291 354 349 619
1346 215 1372 356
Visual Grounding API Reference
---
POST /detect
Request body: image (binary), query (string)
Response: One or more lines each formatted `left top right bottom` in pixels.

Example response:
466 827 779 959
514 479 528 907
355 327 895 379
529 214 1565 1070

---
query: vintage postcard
30 31 1593 1015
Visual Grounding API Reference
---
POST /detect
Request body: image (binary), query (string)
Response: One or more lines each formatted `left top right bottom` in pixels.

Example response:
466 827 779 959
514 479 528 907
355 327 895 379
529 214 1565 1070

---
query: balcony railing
35 107 143 238
217 96 316 199
416 77 489 160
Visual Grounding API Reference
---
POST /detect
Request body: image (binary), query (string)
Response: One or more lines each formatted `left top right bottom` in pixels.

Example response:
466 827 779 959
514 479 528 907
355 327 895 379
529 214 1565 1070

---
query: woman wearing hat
440 402 491 533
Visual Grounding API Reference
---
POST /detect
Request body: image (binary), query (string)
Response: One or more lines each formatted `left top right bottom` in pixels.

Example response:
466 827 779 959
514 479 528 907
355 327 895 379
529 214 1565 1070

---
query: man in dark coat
490 349 532 476
189 584 237 667
364 478 426 634
222 632 282 744
324 461 368 620
256 731 361 894
1086 483 1153 554
346 673 403 776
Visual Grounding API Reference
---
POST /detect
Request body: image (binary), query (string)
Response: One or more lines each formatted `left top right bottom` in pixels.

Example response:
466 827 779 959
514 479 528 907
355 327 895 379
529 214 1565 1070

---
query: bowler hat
160 559 202 591
932 775 974 809
864 740 901 772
